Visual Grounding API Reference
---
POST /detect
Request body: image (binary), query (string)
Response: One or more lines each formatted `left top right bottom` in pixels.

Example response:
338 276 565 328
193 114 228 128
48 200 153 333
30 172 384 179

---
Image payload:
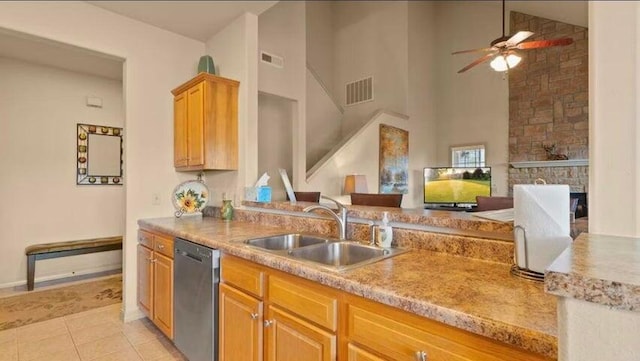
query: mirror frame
77 123 123 185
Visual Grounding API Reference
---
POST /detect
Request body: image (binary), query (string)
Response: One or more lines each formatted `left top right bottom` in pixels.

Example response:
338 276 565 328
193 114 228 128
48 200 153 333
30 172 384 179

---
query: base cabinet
265 305 336 361
220 255 554 361
220 255 338 361
137 229 174 339
347 344 386 361
219 283 263 361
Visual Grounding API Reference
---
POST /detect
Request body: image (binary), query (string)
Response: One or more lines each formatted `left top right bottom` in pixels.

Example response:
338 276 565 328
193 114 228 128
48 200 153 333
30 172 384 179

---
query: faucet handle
368 221 378 246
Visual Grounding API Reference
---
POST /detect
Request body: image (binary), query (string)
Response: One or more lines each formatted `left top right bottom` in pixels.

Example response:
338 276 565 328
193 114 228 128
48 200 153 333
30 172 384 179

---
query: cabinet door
347 344 386 361
186 81 205 167
174 91 188 168
137 245 154 319
265 305 336 361
153 252 174 339
219 283 263 361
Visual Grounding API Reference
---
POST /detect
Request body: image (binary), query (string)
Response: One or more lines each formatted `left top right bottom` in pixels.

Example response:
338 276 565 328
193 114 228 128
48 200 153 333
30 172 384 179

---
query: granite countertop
546 233 640 311
139 216 557 359
243 201 514 241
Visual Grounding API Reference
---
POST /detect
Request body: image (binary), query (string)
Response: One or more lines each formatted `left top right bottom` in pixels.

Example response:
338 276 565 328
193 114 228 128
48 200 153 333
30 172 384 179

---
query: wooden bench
25 236 123 291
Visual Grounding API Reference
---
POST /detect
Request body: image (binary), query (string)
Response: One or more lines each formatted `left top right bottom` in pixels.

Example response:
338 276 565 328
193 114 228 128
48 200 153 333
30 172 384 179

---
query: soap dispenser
377 211 393 248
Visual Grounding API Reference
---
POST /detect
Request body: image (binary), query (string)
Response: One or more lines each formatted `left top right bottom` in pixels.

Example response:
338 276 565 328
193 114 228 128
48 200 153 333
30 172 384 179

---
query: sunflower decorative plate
173 180 209 218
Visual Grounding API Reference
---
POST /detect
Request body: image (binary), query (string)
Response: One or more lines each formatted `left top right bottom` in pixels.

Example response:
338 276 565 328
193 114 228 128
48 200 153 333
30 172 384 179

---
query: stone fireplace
508 12 588 194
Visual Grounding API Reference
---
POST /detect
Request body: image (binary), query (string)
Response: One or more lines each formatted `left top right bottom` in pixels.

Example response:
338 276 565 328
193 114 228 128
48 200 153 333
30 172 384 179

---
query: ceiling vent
345 76 374 106
260 51 284 69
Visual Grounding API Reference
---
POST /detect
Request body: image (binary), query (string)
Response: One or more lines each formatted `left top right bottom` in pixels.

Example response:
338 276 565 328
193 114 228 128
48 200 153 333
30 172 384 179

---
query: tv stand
425 204 475 212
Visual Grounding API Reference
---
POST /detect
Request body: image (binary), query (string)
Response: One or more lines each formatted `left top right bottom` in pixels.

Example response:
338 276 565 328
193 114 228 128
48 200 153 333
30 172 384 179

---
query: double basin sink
244 233 407 271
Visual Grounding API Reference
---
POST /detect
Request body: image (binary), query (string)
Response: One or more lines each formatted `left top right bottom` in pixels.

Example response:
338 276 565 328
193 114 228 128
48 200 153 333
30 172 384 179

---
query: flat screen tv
423 167 491 205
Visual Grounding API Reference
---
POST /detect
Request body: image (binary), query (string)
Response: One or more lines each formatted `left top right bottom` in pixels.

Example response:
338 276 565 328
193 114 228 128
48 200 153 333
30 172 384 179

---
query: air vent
345 77 374 106
260 51 284 68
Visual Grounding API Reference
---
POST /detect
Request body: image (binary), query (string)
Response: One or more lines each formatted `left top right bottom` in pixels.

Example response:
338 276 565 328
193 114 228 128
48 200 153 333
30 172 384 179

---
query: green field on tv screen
424 179 490 203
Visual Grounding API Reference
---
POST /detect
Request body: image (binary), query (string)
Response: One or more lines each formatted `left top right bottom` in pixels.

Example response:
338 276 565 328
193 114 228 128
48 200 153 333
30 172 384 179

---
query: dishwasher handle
177 250 203 263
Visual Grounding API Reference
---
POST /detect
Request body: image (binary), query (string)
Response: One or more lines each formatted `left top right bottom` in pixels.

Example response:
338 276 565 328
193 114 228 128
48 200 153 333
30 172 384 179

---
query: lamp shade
344 174 368 194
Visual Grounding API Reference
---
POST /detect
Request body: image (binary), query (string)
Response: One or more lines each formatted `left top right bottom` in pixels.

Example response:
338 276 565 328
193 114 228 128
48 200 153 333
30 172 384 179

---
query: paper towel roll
514 184 570 271
514 234 572 273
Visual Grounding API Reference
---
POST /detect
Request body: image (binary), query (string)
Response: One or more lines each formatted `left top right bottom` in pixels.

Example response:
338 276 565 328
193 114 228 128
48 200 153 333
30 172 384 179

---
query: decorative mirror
77 123 123 185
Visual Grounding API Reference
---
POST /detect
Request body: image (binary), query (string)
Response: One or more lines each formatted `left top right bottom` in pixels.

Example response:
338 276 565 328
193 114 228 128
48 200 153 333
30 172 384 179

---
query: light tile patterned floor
0 303 186 361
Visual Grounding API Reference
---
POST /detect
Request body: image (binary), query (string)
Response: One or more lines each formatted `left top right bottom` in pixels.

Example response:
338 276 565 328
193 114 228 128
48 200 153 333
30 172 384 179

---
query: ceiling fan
453 0 574 73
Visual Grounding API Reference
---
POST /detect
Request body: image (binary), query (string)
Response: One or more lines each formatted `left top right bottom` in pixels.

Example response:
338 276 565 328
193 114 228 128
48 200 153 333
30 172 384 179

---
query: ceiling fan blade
516 38 574 50
457 53 496 73
505 31 534 47
452 47 495 55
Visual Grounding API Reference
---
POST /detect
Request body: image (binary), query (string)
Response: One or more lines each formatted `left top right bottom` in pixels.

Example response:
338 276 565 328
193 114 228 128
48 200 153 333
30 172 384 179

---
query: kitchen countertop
139 216 557 359
243 201 514 235
546 233 640 311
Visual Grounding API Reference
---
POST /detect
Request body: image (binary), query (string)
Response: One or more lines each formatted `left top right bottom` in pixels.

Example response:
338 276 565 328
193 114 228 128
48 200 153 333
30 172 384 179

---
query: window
451 145 485 168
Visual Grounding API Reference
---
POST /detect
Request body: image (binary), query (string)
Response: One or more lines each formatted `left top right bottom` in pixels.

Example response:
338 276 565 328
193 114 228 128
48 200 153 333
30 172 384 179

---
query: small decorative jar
221 199 234 221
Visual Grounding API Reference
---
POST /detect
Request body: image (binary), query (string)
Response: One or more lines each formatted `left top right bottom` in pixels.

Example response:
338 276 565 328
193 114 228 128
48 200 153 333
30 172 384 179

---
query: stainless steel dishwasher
174 238 220 361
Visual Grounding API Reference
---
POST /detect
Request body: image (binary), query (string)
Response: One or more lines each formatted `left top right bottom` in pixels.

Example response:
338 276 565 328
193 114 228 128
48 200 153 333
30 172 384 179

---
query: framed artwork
379 124 409 194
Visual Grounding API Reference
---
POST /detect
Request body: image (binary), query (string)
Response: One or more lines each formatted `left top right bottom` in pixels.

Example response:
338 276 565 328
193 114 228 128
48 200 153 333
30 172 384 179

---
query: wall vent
345 77 374 106
260 51 284 69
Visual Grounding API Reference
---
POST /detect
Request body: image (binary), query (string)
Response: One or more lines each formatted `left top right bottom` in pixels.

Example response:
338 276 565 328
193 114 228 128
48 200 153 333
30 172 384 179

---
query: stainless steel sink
244 234 408 271
244 234 330 251
287 241 407 271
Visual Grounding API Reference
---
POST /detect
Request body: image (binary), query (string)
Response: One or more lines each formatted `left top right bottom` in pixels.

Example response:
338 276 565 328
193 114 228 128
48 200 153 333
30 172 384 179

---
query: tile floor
0 303 186 361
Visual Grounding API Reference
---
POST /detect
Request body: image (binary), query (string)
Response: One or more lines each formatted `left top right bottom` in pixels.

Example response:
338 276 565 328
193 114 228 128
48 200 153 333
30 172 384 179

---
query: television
423 167 491 206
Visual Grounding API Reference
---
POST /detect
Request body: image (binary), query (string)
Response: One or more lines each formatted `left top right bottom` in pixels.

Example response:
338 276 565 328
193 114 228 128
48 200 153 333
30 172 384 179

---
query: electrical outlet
152 193 161 206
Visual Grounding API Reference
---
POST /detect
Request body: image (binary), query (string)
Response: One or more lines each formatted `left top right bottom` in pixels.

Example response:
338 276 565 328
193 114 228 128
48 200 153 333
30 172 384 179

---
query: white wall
408 1 438 201
204 13 259 205
333 1 409 137
434 1 510 196
588 1 639 237
258 92 294 201
306 68 343 169
0 57 123 287
257 2 307 188
306 1 335 93
558 297 640 361
0 1 205 320
307 112 410 205
304 1 437 209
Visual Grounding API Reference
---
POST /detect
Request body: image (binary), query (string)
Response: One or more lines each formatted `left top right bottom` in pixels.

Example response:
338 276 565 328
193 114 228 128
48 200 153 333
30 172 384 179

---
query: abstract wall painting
379 124 409 194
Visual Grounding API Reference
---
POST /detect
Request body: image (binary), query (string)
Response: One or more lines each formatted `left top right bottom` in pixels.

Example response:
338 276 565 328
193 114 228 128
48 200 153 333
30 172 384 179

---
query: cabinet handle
264 320 274 327
157 244 165 249
415 351 428 361
250 313 259 320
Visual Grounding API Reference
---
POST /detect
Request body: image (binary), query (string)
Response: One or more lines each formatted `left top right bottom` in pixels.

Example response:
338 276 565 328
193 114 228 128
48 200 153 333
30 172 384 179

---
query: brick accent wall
508 12 588 193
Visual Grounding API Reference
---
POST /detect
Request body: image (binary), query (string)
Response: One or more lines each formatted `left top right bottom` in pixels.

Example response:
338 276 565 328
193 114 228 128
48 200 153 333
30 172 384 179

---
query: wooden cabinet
136 244 153 318
219 283 263 361
265 305 336 361
137 229 174 339
220 255 554 361
220 255 338 361
171 73 239 171
347 344 386 361
344 295 552 361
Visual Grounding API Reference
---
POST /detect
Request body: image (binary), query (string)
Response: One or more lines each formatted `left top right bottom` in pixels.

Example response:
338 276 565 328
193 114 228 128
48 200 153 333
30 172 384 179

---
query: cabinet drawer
268 275 337 331
347 343 386 361
138 230 154 248
221 256 264 297
348 305 503 361
154 234 174 259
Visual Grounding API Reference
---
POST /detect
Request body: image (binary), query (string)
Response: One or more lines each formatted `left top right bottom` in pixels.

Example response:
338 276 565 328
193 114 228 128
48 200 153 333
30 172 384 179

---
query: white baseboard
0 264 122 289
122 306 146 323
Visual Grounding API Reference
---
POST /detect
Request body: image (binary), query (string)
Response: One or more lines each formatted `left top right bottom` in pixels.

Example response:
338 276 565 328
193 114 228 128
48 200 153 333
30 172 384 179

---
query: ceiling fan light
490 54 522 72
506 54 522 68
490 56 508 72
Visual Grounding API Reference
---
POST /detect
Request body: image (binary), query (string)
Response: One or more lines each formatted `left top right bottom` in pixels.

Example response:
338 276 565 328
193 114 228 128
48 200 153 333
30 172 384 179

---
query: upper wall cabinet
171 73 239 171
